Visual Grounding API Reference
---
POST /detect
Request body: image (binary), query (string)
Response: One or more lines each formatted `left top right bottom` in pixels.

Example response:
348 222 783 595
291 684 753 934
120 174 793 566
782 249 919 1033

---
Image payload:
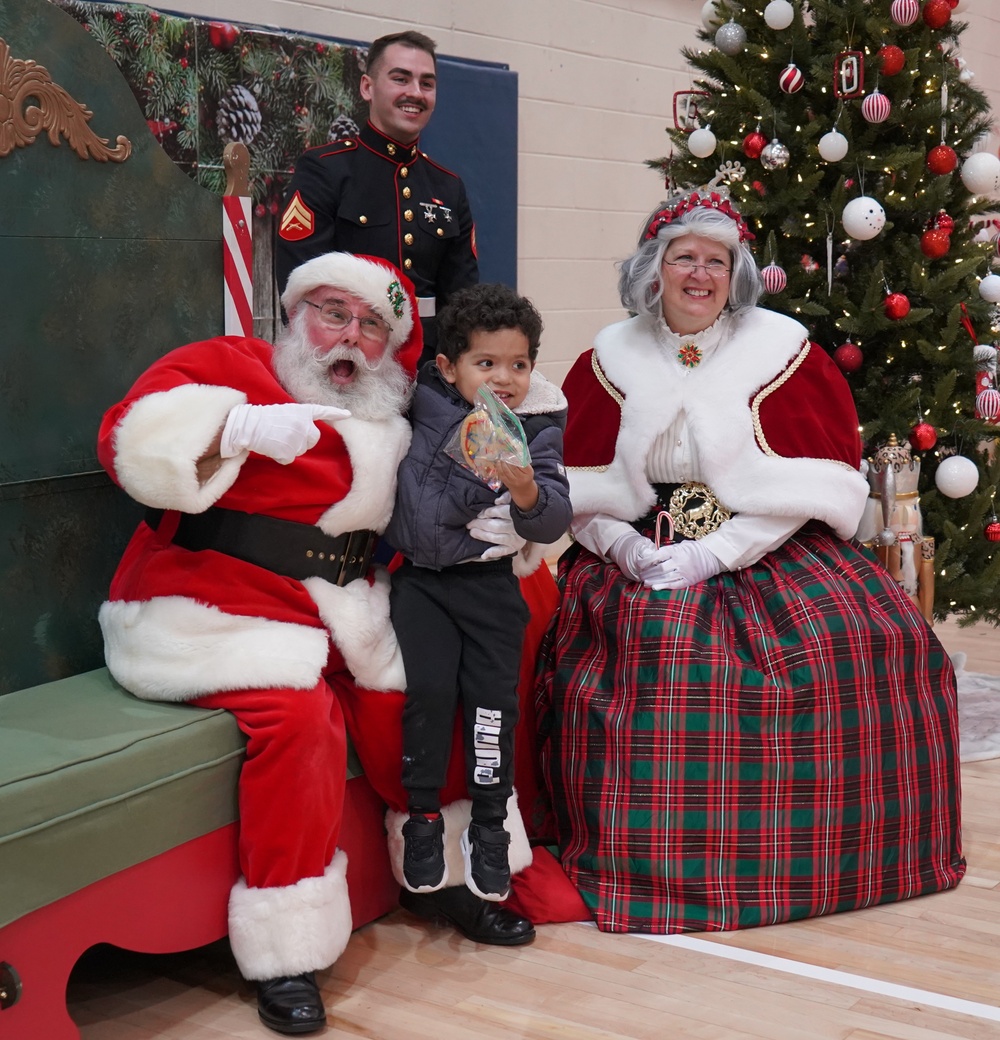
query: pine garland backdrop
651 0 1000 624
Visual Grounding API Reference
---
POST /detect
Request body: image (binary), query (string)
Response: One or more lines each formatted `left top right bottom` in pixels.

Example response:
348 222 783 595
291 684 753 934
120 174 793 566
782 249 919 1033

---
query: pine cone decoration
216 84 262 145
329 113 359 141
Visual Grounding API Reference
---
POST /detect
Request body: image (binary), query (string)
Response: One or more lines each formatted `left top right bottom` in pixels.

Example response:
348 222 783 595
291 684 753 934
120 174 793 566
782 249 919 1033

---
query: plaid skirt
536 525 965 933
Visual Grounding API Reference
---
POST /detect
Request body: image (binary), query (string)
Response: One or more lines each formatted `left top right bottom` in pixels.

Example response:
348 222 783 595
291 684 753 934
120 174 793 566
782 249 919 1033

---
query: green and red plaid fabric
536 526 965 933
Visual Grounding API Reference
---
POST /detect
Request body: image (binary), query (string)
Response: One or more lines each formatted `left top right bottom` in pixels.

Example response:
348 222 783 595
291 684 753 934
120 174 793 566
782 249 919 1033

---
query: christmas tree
650 0 1000 624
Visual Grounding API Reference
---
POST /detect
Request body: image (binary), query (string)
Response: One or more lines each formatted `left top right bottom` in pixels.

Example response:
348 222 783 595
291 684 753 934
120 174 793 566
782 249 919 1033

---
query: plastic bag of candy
444 385 530 490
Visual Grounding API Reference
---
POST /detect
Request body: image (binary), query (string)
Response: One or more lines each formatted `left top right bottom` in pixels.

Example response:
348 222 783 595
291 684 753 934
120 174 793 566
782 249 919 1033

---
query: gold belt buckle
668 482 731 539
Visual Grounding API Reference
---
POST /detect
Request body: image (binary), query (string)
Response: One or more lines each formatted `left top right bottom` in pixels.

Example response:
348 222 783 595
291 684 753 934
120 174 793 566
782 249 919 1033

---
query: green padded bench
0 668 398 1040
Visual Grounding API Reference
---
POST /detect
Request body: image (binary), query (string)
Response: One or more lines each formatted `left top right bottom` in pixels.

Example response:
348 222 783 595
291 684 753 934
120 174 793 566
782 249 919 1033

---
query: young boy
385 283 572 900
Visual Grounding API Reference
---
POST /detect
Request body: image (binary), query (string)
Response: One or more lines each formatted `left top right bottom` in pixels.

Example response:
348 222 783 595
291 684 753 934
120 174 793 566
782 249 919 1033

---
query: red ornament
985 514 1000 542
935 212 955 233
743 130 768 160
927 144 958 175
833 342 863 373
878 45 906 77
923 0 952 29
209 22 239 51
884 292 911 320
779 64 805 94
908 422 938 451
920 228 951 259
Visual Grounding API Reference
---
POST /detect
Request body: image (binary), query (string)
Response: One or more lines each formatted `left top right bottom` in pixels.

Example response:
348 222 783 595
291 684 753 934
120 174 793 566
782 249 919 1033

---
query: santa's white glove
643 539 724 590
467 492 527 560
220 402 351 465
607 529 673 584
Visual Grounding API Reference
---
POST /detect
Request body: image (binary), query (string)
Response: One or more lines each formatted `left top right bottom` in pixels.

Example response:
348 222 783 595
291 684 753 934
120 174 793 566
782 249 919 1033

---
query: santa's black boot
256 972 326 1035
398 884 535 945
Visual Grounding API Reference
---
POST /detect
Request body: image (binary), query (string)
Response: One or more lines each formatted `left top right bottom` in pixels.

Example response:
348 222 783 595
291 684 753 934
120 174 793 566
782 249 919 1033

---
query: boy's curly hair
435 283 543 364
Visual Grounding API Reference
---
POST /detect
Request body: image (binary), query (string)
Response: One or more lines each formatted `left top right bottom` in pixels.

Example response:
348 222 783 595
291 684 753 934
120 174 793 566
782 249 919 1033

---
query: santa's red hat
281 253 423 377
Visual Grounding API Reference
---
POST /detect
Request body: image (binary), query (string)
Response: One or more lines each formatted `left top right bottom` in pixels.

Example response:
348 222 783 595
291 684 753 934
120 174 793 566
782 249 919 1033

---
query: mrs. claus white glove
467 493 527 560
607 529 673 584
221 402 351 465
643 539 724 590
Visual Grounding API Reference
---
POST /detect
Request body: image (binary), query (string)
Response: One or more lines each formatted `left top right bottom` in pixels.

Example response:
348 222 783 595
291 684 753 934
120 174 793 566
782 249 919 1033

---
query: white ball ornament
715 19 748 55
842 196 886 240
701 0 723 31
764 0 795 31
978 273 1000 303
934 455 979 499
818 130 849 162
960 152 1000 195
688 126 718 158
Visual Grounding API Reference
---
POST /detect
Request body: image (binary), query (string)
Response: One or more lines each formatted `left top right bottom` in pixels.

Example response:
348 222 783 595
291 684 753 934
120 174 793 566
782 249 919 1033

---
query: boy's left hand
496 460 539 512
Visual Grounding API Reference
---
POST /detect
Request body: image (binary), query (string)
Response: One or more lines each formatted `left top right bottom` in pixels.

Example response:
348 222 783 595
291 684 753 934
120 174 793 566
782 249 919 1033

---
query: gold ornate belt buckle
668 482 731 539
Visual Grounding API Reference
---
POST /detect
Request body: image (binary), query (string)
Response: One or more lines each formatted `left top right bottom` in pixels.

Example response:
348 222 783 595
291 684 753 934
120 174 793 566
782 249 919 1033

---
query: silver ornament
715 20 747 56
760 138 790 171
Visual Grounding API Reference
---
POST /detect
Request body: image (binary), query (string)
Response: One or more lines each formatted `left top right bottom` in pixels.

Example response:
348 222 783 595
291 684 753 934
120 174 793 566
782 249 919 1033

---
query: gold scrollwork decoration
0 38 131 162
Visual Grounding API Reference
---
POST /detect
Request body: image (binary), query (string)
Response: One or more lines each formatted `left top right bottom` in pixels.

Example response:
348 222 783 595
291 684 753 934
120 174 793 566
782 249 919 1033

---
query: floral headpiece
643 163 755 243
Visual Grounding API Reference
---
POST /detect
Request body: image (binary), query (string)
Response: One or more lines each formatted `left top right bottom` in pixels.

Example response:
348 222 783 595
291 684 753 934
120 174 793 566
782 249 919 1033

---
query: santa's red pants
193 679 348 889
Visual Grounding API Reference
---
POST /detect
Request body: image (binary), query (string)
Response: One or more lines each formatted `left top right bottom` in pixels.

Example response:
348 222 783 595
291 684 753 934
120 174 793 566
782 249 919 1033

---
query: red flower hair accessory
643 190 755 243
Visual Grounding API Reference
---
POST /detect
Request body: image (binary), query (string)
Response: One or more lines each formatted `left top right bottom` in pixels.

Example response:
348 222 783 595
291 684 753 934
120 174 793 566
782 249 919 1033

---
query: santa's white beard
273 319 412 421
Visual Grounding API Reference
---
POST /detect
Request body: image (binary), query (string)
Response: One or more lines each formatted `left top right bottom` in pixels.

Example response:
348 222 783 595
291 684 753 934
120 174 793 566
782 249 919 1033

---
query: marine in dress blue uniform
276 121 478 358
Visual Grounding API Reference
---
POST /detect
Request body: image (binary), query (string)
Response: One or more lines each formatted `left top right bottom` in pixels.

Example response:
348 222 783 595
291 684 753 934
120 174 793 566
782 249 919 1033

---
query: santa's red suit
97 254 533 983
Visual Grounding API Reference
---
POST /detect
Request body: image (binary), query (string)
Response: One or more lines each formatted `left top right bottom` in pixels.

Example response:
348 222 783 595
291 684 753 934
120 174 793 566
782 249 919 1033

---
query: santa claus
97 252 534 1035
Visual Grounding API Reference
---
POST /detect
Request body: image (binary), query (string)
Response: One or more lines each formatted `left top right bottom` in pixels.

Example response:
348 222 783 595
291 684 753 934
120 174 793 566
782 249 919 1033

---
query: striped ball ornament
861 90 891 123
890 0 919 26
976 387 1000 421
761 263 788 293
779 63 805 94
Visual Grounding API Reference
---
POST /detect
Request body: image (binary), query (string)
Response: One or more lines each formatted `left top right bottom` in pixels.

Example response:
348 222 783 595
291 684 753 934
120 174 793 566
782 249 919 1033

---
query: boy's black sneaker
401 813 447 893
460 821 510 901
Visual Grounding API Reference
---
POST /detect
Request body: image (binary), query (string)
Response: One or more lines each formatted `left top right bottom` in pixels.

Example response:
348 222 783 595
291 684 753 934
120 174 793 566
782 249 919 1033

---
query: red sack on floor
507 845 590 924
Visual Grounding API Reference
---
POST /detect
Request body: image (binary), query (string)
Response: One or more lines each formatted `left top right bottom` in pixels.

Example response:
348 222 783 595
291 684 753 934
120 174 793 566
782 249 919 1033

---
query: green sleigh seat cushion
0 668 246 929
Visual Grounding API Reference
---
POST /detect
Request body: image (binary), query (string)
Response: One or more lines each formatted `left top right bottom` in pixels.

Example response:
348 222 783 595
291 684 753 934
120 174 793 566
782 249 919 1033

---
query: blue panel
421 59 519 290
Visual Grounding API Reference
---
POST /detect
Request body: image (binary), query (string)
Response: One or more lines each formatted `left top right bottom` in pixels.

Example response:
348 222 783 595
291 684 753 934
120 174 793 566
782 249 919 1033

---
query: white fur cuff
304 570 406 691
228 850 352 980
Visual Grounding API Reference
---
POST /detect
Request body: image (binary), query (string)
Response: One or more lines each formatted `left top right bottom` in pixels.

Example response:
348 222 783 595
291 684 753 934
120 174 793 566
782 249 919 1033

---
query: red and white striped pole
222 143 253 337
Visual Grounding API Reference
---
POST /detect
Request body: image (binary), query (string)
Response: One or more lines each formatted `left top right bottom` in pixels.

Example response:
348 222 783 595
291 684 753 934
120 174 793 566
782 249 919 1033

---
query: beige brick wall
135 0 1000 384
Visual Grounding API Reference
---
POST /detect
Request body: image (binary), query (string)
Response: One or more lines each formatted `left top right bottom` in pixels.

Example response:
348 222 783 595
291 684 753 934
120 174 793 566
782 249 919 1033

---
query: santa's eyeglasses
303 300 391 343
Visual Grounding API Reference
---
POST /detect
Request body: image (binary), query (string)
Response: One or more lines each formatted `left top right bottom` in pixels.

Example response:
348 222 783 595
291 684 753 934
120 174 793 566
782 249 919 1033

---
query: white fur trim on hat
281 252 414 351
228 850 352 979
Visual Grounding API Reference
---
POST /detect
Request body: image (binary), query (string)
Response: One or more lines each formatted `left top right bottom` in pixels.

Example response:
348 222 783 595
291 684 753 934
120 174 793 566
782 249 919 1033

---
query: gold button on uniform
437 228 444 237
404 258 413 269
387 143 396 156
404 210 413 221
402 187 411 199
404 233 414 245
400 167 409 178
359 215 368 224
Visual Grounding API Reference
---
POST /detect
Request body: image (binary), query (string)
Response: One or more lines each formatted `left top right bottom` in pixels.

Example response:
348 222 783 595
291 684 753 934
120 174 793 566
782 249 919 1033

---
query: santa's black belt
145 507 376 586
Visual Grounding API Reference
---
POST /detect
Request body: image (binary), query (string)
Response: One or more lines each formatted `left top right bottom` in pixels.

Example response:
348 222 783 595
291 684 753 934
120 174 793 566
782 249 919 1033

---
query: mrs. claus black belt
145 507 376 586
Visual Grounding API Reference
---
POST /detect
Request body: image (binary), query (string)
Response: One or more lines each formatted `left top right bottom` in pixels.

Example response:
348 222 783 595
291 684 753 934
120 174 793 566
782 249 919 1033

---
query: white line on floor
638 932 1000 1022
